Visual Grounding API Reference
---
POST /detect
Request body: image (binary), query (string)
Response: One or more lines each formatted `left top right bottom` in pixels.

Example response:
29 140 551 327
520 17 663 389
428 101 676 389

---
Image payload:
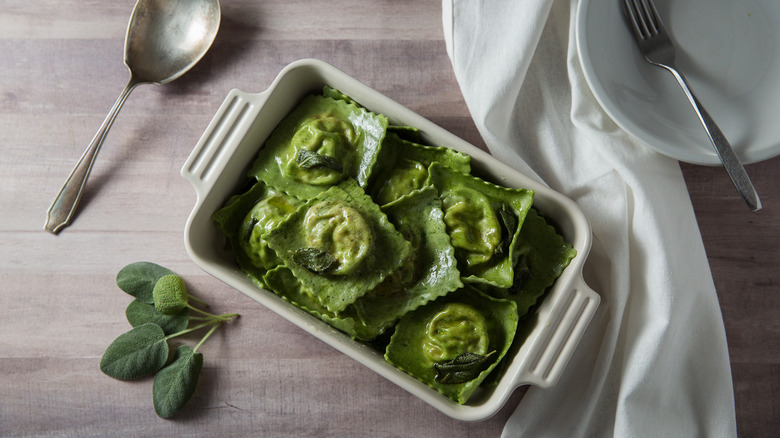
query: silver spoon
44 0 221 234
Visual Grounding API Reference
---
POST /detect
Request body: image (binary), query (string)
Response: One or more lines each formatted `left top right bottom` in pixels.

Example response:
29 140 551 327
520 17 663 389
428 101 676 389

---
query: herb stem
188 295 210 307
188 316 212 321
165 320 218 340
186 304 233 321
188 311 239 324
193 322 221 353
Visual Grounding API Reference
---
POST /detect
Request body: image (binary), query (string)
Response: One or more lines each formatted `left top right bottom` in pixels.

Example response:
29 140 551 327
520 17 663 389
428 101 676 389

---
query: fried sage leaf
296 150 344 173
153 345 203 419
507 254 532 294
291 248 339 274
434 351 496 384
100 323 169 380
495 204 519 256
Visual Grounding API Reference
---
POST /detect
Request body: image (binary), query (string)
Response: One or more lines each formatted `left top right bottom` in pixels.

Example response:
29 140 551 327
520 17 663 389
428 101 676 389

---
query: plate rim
575 0 780 166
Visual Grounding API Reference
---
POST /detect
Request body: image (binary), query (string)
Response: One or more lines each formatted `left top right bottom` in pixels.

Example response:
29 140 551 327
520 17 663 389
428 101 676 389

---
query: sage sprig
101 262 238 418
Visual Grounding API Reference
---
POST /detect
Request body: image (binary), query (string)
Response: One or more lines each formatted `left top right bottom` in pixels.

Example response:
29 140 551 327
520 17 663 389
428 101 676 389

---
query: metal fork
622 0 762 211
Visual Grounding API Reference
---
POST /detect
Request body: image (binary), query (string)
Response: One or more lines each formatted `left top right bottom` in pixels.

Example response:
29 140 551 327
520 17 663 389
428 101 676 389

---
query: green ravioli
212 180 301 286
385 286 518 404
264 179 412 313
480 208 577 318
248 94 388 200
321 85 359 106
369 131 471 206
262 266 378 340
427 162 534 288
350 186 463 337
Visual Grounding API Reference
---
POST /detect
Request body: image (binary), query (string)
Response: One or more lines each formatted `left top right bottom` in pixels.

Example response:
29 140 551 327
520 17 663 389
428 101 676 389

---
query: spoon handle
44 77 141 234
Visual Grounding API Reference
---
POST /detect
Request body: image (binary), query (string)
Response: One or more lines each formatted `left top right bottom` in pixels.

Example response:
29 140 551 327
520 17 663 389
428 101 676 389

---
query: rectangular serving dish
181 59 600 421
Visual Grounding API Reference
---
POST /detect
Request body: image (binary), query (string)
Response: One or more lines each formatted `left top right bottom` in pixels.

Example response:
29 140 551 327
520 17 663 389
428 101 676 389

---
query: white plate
576 0 780 165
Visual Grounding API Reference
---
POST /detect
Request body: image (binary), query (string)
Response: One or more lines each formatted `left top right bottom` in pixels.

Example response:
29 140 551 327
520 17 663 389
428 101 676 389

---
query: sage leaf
296 150 344 173
291 248 339 274
508 254 532 294
116 262 175 304
243 217 259 243
100 323 169 380
126 300 189 336
152 274 189 315
495 205 518 256
434 351 496 384
153 345 203 419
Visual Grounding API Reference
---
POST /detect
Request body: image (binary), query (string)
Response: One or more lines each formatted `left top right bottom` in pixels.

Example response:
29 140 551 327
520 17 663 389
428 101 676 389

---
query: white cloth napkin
442 1 737 436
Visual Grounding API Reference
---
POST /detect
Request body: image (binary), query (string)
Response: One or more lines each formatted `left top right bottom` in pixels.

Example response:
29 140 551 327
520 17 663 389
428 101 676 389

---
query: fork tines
623 0 663 39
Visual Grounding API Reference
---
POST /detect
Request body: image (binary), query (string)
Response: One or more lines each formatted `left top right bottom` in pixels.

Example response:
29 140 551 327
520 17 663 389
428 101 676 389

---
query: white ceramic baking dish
181 59 600 421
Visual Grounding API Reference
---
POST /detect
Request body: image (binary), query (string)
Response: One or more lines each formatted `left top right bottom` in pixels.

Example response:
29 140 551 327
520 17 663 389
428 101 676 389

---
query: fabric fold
442 1 737 436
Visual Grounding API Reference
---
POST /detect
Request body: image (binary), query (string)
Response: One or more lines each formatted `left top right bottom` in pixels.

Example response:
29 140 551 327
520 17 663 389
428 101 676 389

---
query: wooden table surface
2 1 778 436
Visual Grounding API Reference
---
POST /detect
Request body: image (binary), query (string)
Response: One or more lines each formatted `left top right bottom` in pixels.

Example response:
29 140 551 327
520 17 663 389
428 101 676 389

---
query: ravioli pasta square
321 85 359 106
212 181 301 287
427 162 534 288
384 286 518 404
264 179 413 314
350 187 464 338
480 208 577 318
369 131 471 206
262 266 379 340
248 94 388 200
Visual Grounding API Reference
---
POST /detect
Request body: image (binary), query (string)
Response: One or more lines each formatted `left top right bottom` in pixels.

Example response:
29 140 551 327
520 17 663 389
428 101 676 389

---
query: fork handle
666 68 762 211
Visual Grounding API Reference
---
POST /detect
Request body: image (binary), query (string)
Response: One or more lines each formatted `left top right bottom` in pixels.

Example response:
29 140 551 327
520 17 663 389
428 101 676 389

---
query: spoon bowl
44 0 221 234
126 0 220 84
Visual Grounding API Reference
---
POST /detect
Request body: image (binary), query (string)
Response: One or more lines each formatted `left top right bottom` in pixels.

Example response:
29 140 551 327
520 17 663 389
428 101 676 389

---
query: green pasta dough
212 181 302 287
264 179 413 313
248 94 388 200
262 266 379 340
427 162 534 288
384 286 518 404
369 131 471 206
212 86 576 405
350 186 463 337
478 208 577 319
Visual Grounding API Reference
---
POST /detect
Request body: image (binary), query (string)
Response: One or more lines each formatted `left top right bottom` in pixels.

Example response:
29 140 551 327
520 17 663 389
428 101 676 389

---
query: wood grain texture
681 159 780 438
1 0 777 436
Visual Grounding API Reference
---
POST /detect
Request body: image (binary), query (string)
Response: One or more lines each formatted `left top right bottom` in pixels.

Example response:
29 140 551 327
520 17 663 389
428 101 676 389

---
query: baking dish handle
517 276 600 388
181 89 265 197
